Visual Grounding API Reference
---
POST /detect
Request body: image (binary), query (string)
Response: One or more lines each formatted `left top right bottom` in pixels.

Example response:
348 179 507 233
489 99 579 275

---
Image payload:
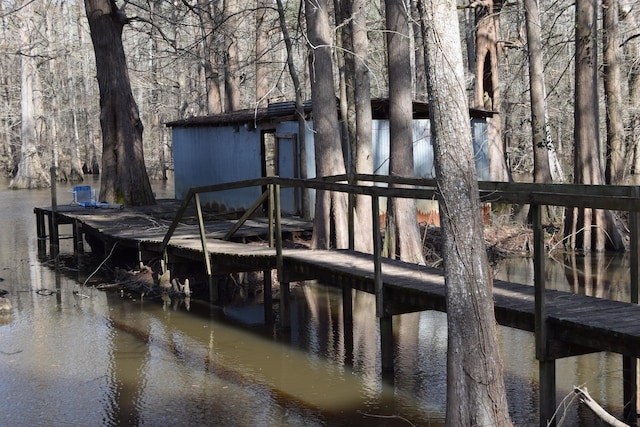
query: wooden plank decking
34 202 640 361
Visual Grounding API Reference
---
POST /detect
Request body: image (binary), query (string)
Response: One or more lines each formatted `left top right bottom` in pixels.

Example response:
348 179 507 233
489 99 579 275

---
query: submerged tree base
9 173 51 190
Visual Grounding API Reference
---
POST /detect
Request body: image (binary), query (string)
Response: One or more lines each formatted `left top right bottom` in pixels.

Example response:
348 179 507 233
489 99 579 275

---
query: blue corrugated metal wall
173 126 262 210
171 117 488 215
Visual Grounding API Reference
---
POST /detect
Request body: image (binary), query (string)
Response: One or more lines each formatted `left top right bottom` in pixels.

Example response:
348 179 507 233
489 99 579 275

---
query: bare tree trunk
198 0 224 114
10 5 49 189
565 0 623 251
224 0 241 111
603 0 626 184
623 2 640 177
66 2 85 183
524 0 552 184
351 0 374 253
384 0 425 265
255 0 270 108
305 0 349 249
419 1 512 425
411 0 427 99
473 1 509 182
84 0 155 206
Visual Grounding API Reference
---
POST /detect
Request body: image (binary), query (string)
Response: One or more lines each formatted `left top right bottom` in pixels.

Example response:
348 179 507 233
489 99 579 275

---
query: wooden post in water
372 195 394 378
49 166 59 261
263 269 273 327
73 220 84 255
372 195 383 316
274 183 290 329
533 203 556 427
625 187 640 425
35 209 47 258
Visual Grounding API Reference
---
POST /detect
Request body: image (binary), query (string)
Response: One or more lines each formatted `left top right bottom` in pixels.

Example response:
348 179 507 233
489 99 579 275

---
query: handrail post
372 195 383 317
274 183 290 328
534 202 555 427
348 173 355 250
274 183 283 283
268 183 275 247
195 193 216 303
623 187 639 424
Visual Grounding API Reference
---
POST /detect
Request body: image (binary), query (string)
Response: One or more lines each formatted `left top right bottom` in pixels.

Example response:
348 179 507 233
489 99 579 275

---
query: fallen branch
574 386 629 427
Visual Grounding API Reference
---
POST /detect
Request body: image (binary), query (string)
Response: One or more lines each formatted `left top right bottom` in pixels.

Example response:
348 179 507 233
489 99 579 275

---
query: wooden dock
34 176 640 426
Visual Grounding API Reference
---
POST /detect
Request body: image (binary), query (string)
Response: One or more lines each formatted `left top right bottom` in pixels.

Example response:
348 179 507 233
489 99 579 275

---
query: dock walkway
34 201 640 361
34 190 640 426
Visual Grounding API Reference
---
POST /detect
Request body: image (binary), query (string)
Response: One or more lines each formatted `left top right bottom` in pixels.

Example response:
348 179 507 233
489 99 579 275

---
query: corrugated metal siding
173 126 262 210
472 118 489 180
172 117 488 217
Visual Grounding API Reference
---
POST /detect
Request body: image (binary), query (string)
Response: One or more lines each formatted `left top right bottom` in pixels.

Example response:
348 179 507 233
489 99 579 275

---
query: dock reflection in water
0 180 631 426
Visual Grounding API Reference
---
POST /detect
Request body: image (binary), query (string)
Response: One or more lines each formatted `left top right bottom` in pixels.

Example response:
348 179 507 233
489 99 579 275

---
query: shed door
275 133 300 216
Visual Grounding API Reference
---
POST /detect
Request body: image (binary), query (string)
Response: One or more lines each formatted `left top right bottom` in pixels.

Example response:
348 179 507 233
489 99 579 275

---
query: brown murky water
0 177 629 426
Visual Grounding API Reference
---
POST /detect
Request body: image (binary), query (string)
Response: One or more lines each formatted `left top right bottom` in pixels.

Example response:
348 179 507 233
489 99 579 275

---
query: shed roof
165 98 494 128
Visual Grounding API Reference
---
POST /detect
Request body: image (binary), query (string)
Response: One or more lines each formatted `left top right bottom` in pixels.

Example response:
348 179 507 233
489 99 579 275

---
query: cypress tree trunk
84 0 155 206
419 1 512 425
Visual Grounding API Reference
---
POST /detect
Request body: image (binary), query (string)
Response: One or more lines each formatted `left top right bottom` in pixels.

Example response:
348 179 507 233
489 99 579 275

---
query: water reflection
496 252 632 424
0 178 633 426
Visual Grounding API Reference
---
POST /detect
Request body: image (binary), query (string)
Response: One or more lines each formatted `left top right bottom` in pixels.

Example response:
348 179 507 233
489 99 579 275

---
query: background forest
1 0 639 187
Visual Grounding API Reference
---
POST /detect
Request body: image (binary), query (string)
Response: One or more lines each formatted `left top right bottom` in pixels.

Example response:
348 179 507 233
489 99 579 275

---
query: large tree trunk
255 0 270 108
198 0 224 114
419 1 512 425
223 0 241 111
623 2 640 178
565 0 623 251
84 0 155 206
351 0 374 253
603 0 626 185
524 0 553 184
66 3 85 183
384 0 425 265
10 5 49 190
305 0 349 249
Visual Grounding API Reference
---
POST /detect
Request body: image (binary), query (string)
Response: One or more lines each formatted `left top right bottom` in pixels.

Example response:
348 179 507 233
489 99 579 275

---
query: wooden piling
533 203 556 426
73 219 84 255
280 281 290 329
35 209 47 258
380 315 394 383
263 270 273 326
49 166 59 260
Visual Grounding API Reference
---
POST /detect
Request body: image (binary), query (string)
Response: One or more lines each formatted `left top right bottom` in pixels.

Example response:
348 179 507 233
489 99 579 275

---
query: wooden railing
160 175 640 425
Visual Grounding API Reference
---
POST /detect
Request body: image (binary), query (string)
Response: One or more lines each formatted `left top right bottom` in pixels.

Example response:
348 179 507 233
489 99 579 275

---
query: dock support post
49 166 59 261
371 195 393 380
625 189 640 425
533 203 556 426
263 270 273 326
380 315 394 383
274 183 290 329
343 285 354 366
73 220 84 255
372 196 383 317
35 210 47 258
280 281 291 329
539 360 556 426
